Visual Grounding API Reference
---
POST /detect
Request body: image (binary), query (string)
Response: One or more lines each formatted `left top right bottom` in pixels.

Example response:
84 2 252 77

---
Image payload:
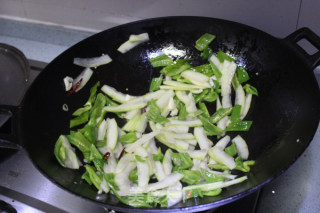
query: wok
1 17 320 212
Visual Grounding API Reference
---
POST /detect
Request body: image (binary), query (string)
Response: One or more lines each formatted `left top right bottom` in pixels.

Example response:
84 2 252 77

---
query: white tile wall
0 0 303 37
0 0 25 18
298 0 320 35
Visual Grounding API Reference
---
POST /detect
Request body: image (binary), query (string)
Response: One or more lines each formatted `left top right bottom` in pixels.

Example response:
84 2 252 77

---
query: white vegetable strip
60 135 82 169
122 113 147 133
235 84 246 115
167 137 189 151
134 146 149 158
73 54 112 68
165 75 172 81
190 89 204 94
220 61 237 97
106 118 118 150
120 181 183 201
97 119 107 141
137 158 150 187
200 157 209 170
139 90 165 102
147 137 158 153
63 76 73 91
209 75 217 88
73 68 94 92
175 91 190 104
155 134 189 153
113 142 124 159
175 91 197 113
162 182 183 207
134 113 148 133
168 118 202 127
183 176 247 192
103 152 117 173
118 33 149 53
154 161 167 181
214 135 231 149
233 135 249 160
217 116 230 131
123 109 140 119
184 139 197 146
208 138 214 147
187 92 198 113
188 145 195 151
161 97 177 117
101 85 135 103
125 131 160 153
148 121 159 131
241 93 252 119
147 172 184 192
162 80 206 90
104 99 147 112
129 33 149 42
115 162 136 192
146 139 157 176
168 96 177 110
162 125 189 133
160 131 194 140
164 101 176 117
208 146 236 169
209 54 222 71
115 153 134 173
194 127 210 150
163 149 173 176
146 158 155 177
100 178 110 193
216 96 222 109
222 95 232 108
118 128 125 137
160 86 204 93
187 149 207 161
208 158 217 165
117 185 145 196
156 90 174 109
191 159 201 171
206 168 237 180
181 70 211 88
98 130 121 155
167 97 178 116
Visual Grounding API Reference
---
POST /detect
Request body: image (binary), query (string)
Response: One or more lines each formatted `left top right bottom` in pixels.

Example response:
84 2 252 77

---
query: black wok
1 17 320 212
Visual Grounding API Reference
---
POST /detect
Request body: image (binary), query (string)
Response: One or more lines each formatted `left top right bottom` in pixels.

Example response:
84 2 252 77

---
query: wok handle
0 105 22 150
285 27 320 69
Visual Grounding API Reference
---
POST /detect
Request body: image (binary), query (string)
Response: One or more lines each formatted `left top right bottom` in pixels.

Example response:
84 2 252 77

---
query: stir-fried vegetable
118 33 150 54
55 33 258 208
73 54 112 68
